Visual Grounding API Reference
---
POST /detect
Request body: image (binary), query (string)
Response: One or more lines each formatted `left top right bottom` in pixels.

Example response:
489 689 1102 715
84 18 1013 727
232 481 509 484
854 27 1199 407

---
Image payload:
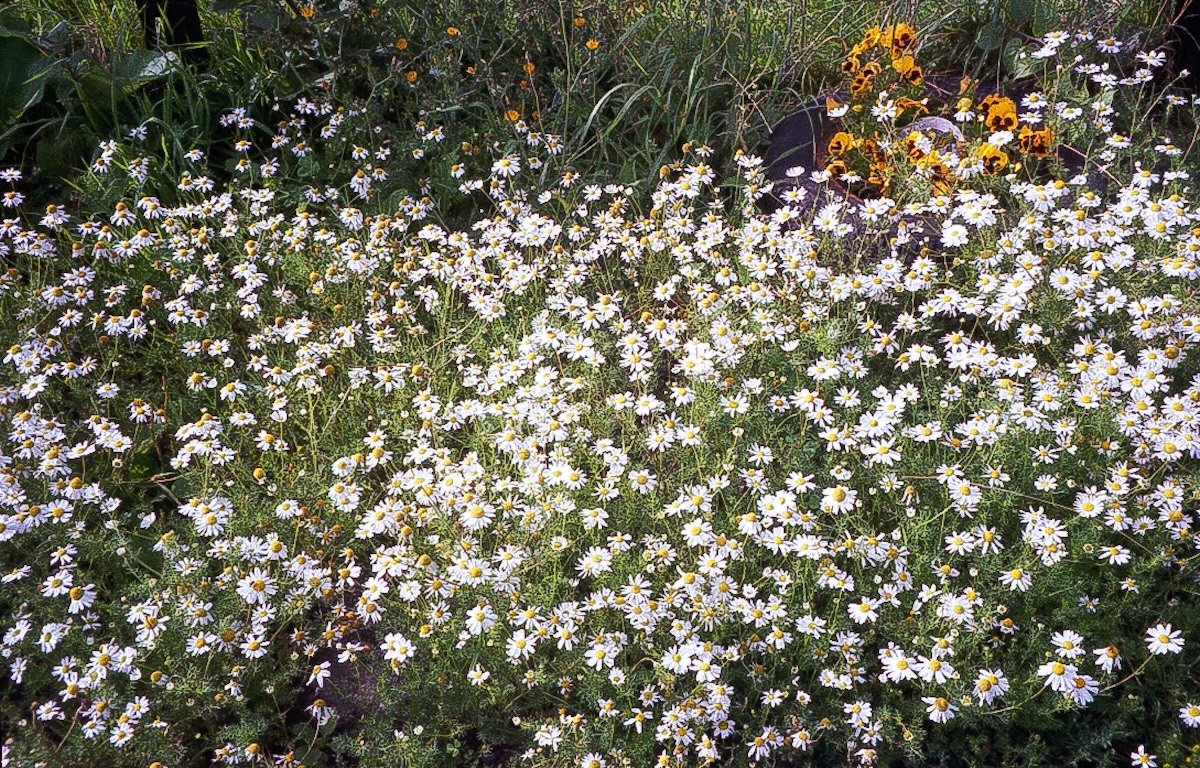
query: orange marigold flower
932 170 952 195
585 38 600 51
850 72 874 98
879 25 894 50
904 132 927 162
892 54 916 75
976 143 1008 174
985 98 1018 131
895 97 928 117
1019 125 1055 158
860 26 882 51
977 93 1004 114
827 131 856 157
891 22 917 54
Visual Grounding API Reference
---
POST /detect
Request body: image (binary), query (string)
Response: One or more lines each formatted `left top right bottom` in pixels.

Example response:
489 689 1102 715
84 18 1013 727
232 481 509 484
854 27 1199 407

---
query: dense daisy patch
1 26 1199 768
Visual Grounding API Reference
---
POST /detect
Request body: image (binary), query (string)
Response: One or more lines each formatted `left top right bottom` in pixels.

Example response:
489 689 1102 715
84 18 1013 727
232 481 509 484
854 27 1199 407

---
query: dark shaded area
1173 0 1200 88
458 728 525 768
137 0 208 65
762 98 828 207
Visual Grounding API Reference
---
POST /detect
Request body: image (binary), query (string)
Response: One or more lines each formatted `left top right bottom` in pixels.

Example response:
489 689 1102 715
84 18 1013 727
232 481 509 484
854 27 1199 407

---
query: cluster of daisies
1 26 1198 768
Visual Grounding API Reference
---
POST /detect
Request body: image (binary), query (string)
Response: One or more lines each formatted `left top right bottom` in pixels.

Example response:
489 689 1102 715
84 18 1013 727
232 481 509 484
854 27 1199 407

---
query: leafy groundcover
1 19 1200 768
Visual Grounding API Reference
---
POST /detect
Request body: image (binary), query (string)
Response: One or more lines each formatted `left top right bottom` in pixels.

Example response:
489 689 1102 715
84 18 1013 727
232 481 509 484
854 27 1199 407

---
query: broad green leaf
1002 40 1036 80
1008 0 1034 26
1031 3 1056 35
128 439 163 482
975 21 1005 53
0 35 52 120
75 66 116 114
171 475 200 502
34 126 90 179
42 20 72 50
112 50 174 87
0 7 33 37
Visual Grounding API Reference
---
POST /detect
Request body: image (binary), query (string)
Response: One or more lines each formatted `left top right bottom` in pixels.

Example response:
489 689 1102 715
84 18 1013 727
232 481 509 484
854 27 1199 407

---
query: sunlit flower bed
1 26 1199 768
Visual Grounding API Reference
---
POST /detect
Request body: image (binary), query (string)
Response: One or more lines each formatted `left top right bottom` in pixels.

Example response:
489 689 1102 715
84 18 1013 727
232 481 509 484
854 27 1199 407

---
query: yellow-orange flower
931 164 952 195
860 26 882 51
850 71 874 98
890 22 917 54
895 97 928 117
888 53 923 86
827 131 857 157
904 131 927 162
976 143 1009 174
977 94 1008 116
985 98 1018 131
879 25 894 50
1019 125 1055 158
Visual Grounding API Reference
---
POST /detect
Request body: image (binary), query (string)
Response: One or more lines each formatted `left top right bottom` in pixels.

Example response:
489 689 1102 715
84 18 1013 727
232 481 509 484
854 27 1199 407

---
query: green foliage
0 3 1199 768
0 3 180 180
